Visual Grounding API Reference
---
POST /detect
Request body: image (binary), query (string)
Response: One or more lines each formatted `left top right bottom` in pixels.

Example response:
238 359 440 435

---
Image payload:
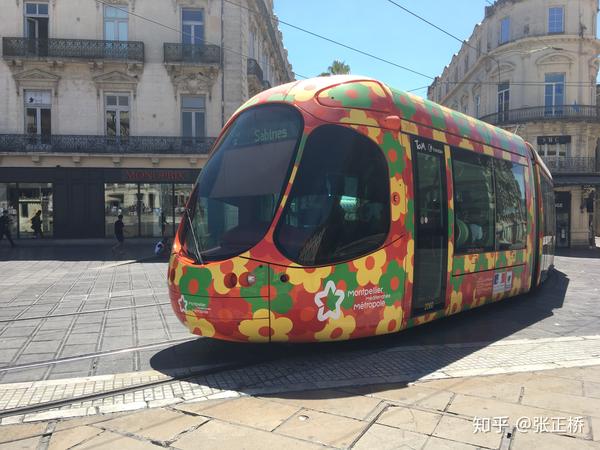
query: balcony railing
164 43 221 64
479 105 600 126
541 156 599 174
247 57 264 81
2 37 144 62
0 134 216 155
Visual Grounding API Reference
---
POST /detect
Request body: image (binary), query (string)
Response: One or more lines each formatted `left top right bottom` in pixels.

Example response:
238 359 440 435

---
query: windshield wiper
185 206 205 265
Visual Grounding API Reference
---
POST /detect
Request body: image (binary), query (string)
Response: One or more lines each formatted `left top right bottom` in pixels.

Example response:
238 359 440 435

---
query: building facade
428 0 600 247
0 0 293 239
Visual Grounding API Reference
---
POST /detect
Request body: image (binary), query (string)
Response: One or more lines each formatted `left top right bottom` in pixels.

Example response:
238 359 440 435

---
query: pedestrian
112 214 125 255
31 210 43 239
0 210 15 248
154 237 170 258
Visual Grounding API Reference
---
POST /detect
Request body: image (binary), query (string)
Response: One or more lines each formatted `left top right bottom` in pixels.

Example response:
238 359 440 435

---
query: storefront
0 168 198 239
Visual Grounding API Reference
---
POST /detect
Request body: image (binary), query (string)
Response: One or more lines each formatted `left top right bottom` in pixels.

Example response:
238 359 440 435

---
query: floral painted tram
167 75 555 343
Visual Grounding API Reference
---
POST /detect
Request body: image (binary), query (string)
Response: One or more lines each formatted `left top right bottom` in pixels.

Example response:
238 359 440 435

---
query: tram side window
452 148 495 253
275 124 390 266
541 175 555 237
494 160 527 250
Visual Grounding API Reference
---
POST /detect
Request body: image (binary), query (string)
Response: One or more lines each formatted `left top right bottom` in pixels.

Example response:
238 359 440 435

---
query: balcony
2 37 144 63
0 134 216 155
541 156 599 174
163 43 221 65
479 105 600 126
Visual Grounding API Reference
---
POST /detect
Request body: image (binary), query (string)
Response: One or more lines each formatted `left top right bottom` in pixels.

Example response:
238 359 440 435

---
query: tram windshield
182 104 303 262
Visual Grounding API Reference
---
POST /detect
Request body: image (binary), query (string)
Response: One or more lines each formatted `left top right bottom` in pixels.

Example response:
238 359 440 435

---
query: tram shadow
150 269 570 401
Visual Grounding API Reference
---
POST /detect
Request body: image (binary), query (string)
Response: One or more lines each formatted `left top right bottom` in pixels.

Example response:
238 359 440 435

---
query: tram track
0 353 280 420
0 302 171 324
0 337 197 373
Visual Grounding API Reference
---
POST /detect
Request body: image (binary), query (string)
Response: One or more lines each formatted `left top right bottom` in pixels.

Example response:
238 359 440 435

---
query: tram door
410 136 448 316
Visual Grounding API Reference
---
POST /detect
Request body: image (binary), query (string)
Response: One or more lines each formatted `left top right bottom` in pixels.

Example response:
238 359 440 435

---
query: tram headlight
224 273 238 289
239 272 257 287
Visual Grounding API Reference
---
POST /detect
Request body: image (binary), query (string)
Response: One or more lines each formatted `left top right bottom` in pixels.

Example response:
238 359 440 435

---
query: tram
167 75 555 343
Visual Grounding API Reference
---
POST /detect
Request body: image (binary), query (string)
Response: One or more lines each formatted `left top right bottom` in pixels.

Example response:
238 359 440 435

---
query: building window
104 5 128 41
548 6 564 34
475 94 481 118
24 90 51 143
181 96 206 139
497 82 510 122
544 73 565 116
500 17 510 44
0 184 18 238
464 54 469 75
494 160 527 250
537 135 571 157
24 2 49 39
452 148 495 254
105 94 130 138
182 9 203 44
275 125 390 266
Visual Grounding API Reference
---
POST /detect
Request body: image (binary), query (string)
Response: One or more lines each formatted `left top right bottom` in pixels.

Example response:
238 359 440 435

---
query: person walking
112 214 125 256
31 210 43 239
0 210 15 248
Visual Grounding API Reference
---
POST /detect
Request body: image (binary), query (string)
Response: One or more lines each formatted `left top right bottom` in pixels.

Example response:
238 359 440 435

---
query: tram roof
234 75 529 158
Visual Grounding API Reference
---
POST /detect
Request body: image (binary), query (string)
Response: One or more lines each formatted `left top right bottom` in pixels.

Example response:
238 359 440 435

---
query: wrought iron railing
163 43 221 64
479 105 600 125
2 37 144 62
541 156 599 174
0 134 216 155
247 57 264 81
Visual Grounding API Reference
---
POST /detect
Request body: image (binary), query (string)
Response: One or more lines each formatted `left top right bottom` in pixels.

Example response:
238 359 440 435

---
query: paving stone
433 414 503 448
521 388 600 417
100 408 205 443
0 423 46 444
0 435 41 449
377 406 442 434
420 376 522 403
172 419 323 450
71 429 158 449
200 396 299 431
263 389 381 420
366 384 454 411
422 436 479 449
47 425 103 450
276 408 365 448
511 429 600 449
353 423 428 450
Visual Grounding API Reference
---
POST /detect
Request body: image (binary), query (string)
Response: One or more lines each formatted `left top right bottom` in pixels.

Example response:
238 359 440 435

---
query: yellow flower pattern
286 266 333 294
238 309 293 343
354 250 386 285
314 314 356 341
376 306 403 335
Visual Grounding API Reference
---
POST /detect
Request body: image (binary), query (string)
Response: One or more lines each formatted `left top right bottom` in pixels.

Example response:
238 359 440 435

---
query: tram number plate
423 301 435 311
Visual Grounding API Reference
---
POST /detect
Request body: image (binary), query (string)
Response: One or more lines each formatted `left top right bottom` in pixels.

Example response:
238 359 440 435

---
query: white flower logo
314 280 345 322
177 295 188 313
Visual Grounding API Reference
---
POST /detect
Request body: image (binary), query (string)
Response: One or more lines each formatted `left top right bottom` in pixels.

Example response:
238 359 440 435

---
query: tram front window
275 125 390 266
183 105 302 262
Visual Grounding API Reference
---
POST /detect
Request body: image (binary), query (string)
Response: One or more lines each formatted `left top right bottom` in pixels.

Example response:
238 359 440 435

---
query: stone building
428 0 600 247
0 0 293 239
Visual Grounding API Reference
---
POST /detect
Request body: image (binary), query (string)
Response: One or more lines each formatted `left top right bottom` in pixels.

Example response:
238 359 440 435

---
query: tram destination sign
411 136 444 155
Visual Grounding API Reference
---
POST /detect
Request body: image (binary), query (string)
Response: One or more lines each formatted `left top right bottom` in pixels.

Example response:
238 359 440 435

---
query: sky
272 1 589 98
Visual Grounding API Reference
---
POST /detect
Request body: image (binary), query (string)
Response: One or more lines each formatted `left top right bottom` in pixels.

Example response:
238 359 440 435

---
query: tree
319 60 351 76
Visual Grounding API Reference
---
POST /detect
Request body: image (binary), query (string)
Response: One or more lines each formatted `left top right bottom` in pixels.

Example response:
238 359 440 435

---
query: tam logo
314 281 345 322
